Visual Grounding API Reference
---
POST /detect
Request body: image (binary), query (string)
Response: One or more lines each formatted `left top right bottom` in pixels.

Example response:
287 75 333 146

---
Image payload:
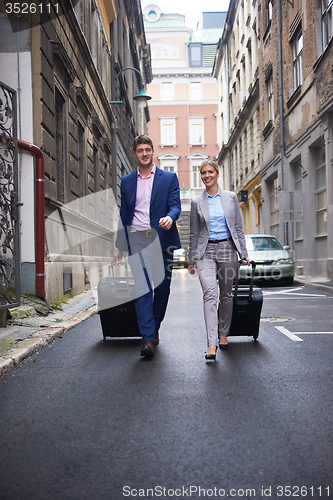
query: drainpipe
18 140 45 300
276 0 285 191
1 135 45 299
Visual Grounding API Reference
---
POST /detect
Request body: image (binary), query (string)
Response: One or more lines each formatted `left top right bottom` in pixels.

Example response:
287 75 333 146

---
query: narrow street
0 269 332 500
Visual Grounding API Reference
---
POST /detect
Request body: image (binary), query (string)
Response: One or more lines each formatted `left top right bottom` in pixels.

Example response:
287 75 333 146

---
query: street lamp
110 67 151 105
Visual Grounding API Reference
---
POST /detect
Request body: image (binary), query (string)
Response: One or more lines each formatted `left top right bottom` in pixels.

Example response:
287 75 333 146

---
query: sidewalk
0 289 97 376
1 275 333 376
294 275 333 295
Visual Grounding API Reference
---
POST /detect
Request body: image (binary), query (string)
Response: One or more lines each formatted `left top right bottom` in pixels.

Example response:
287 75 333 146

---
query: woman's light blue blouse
207 192 231 239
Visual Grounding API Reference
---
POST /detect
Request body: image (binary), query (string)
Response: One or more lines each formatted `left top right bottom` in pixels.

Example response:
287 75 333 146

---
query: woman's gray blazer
189 187 248 264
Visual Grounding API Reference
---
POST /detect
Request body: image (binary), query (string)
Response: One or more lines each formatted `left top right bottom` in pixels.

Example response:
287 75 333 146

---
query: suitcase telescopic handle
111 260 130 296
234 259 256 303
111 260 129 273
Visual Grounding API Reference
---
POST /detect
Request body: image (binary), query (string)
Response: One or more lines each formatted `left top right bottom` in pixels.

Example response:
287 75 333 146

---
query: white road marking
263 287 306 295
275 326 303 341
292 331 333 334
263 290 328 298
275 326 333 341
264 295 333 301
264 297 330 300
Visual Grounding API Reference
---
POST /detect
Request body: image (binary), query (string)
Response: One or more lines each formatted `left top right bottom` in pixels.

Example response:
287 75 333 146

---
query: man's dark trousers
129 233 173 344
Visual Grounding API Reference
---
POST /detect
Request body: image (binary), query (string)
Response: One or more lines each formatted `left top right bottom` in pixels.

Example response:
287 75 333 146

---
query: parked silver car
239 235 294 285
173 248 189 268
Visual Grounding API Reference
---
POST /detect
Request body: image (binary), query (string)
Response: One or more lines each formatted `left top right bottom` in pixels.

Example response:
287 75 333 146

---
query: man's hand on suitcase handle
159 216 172 230
188 263 196 275
113 249 123 265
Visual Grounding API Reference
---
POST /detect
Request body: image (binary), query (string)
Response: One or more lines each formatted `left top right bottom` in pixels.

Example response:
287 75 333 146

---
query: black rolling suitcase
97 261 140 340
229 260 263 340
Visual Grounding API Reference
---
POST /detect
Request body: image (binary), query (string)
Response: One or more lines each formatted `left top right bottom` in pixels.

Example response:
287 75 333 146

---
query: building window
237 70 242 109
188 43 202 67
293 163 303 239
160 117 176 146
161 82 174 101
189 117 205 146
63 268 73 293
159 155 178 174
189 82 202 101
215 112 221 147
191 163 204 188
249 119 254 164
322 0 333 50
268 176 279 236
148 9 157 19
267 75 274 120
267 1 273 23
78 122 86 214
229 95 233 127
315 148 327 235
161 164 174 172
55 88 66 204
93 145 99 193
264 0 273 31
292 31 303 90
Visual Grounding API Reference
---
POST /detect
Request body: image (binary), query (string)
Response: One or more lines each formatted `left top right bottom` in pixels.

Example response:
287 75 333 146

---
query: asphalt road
0 269 333 500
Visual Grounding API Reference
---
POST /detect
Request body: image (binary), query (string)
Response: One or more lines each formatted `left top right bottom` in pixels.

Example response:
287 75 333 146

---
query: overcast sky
141 0 231 31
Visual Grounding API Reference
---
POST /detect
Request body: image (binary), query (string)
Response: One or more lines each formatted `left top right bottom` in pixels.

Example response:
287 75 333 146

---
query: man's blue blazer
115 166 181 253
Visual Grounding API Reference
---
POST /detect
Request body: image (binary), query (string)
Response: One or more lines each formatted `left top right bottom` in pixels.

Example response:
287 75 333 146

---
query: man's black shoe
140 341 155 357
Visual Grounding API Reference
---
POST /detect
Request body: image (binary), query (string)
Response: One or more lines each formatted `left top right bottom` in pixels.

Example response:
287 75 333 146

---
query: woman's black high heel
205 346 218 360
219 337 229 350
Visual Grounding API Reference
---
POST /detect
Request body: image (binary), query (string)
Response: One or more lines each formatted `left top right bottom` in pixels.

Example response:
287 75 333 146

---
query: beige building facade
213 0 262 235
142 2 223 248
0 0 151 304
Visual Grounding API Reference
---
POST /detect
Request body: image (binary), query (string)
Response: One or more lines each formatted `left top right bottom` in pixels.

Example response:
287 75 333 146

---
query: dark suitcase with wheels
97 262 140 340
229 261 263 340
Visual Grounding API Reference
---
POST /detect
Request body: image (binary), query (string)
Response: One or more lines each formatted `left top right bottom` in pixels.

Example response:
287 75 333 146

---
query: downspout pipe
276 0 285 191
18 140 45 300
1 135 45 300
226 43 232 191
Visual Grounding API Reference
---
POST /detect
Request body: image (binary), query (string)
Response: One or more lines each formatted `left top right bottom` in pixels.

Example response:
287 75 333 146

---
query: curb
0 305 97 377
294 278 333 295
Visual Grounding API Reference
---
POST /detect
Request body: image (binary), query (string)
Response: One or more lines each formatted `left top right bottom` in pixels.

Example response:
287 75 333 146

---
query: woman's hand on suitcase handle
240 257 251 266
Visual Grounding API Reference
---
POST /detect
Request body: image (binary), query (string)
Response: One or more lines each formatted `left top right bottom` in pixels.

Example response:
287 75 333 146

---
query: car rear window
247 237 283 251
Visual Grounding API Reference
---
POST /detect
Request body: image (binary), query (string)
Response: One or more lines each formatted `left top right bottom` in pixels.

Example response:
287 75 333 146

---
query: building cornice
149 101 218 106
96 0 118 44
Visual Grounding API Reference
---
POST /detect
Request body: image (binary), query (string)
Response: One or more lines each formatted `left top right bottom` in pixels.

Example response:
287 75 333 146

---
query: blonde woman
188 160 250 360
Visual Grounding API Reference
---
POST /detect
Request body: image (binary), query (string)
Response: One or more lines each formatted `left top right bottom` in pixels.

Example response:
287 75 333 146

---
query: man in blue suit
113 135 181 357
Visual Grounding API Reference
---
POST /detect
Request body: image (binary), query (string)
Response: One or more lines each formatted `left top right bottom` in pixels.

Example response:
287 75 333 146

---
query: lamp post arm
117 67 144 83
115 67 144 103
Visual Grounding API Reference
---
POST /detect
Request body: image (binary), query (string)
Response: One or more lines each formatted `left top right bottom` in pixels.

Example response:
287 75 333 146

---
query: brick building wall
259 0 333 279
